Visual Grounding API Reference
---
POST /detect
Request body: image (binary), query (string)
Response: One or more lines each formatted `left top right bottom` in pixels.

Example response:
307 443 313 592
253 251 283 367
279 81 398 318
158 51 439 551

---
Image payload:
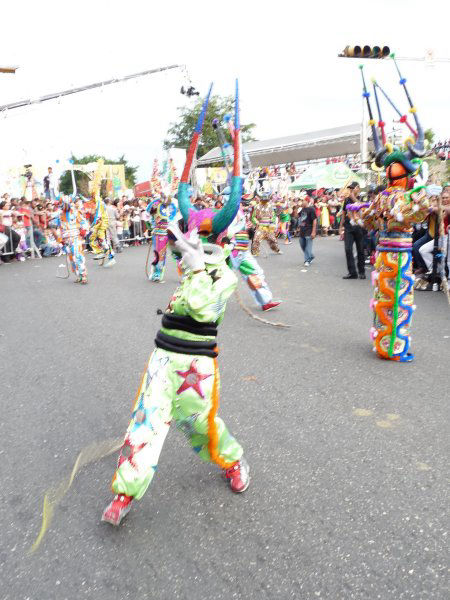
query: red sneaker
262 301 281 312
101 494 133 526
224 458 250 493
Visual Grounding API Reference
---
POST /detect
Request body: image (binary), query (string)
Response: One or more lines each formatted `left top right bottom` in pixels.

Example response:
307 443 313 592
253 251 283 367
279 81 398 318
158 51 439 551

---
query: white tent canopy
197 124 362 168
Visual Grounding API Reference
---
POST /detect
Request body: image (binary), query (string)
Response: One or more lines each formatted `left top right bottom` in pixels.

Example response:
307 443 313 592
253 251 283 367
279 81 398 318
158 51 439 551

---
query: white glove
168 223 205 272
426 184 442 198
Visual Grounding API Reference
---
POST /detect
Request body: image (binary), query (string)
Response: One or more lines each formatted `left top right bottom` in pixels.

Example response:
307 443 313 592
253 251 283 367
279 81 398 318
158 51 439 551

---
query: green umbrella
316 163 363 189
289 163 364 191
288 165 323 190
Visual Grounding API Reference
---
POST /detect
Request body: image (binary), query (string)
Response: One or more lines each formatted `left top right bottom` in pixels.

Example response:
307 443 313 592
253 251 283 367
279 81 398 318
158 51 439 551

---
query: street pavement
1 236 449 600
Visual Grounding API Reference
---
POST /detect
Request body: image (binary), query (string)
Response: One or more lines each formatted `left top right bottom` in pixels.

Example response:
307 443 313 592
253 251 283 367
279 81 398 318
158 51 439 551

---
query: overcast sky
1 0 449 182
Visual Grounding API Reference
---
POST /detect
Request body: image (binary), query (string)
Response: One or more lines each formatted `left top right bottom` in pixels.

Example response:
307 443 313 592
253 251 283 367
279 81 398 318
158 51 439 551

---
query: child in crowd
122 206 130 246
12 215 28 261
116 213 124 246
40 228 62 257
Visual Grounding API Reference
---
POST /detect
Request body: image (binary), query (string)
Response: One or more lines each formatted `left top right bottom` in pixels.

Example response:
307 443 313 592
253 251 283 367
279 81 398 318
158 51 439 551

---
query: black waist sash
161 313 218 337
155 314 218 358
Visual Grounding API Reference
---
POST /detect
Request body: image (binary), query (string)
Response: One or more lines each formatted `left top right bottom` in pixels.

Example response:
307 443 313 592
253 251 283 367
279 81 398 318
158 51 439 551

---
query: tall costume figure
102 81 249 526
147 195 177 282
251 195 282 256
354 60 435 362
55 196 88 284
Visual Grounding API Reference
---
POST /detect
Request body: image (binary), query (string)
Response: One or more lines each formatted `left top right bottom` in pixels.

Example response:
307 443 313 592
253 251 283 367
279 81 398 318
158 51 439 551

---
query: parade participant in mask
102 82 250 526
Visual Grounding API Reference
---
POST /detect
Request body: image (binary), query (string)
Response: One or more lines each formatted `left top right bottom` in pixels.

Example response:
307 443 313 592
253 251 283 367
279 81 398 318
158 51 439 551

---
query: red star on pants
176 359 211 399
118 437 147 470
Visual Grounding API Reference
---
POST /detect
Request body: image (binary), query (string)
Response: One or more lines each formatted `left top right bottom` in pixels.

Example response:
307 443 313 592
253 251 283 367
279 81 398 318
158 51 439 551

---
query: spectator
39 228 61 257
418 189 450 277
298 195 317 267
122 205 131 245
339 182 366 280
105 198 121 252
11 214 28 261
130 200 141 244
0 199 21 262
43 167 57 201
290 203 299 237
413 210 437 275
318 195 330 236
328 191 341 234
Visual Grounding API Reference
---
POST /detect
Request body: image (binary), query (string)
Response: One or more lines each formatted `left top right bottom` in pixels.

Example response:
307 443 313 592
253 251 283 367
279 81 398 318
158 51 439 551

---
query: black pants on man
344 227 365 276
0 225 20 263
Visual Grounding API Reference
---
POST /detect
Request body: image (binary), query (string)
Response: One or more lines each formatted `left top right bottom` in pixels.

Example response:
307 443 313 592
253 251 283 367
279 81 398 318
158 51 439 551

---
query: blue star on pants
131 394 158 432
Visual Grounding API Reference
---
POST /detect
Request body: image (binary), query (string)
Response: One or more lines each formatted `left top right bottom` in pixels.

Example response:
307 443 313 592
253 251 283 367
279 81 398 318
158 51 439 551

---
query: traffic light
339 46 390 59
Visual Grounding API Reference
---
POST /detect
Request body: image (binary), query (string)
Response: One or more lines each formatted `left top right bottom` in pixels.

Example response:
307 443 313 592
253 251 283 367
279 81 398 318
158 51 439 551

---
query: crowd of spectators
0 194 155 264
2 177 448 281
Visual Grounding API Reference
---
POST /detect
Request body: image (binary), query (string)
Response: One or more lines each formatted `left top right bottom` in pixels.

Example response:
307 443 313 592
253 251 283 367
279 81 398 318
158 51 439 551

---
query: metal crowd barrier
122 220 151 245
0 227 14 257
0 221 42 261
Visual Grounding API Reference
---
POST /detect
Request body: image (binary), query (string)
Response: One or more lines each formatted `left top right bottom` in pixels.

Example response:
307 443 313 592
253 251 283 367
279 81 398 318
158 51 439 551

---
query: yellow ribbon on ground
29 437 123 554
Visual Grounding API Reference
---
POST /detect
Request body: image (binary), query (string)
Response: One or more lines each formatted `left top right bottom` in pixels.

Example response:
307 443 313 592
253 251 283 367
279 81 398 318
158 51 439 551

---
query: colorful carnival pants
150 231 169 282
90 225 114 259
278 220 291 240
230 250 273 308
112 348 243 500
65 237 87 282
370 234 415 362
251 225 280 256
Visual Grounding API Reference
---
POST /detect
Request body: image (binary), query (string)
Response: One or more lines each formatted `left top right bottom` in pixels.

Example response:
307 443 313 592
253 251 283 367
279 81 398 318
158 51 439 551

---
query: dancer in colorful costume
227 206 281 311
251 194 282 256
147 194 177 282
354 60 436 362
86 160 115 268
55 195 89 283
102 81 249 526
211 116 281 311
278 202 292 244
89 195 116 267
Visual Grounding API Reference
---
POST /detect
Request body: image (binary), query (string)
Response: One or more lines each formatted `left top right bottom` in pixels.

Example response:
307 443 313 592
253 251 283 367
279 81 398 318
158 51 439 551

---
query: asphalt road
1 237 449 600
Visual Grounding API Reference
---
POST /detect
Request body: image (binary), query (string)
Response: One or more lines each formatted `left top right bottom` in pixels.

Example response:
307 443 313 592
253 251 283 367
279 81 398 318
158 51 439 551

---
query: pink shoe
223 458 250 493
262 301 281 312
101 494 133 525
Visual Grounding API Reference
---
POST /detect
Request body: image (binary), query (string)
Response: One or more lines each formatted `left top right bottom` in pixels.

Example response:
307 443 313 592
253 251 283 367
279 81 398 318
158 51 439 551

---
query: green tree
59 154 138 196
163 94 256 158
424 128 435 145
